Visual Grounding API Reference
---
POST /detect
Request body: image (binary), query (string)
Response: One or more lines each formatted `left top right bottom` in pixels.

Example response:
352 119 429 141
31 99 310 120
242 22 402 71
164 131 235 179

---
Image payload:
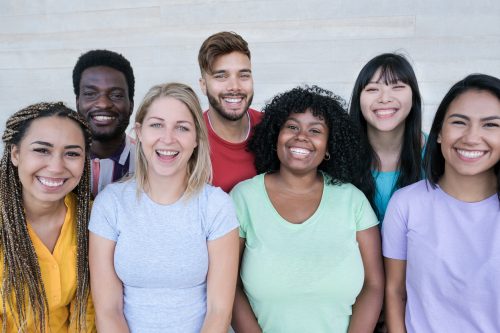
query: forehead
211 51 251 71
287 110 326 124
447 90 500 117
369 66 405 85
79 66 128 90
21 116 85 145
146 96 195 122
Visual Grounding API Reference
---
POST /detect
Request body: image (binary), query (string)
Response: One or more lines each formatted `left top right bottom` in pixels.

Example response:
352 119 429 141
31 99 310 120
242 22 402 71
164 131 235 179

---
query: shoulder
392 179 431 199
231 174 263 196
199 183 233 208
94 179 136 204
248 108 264 123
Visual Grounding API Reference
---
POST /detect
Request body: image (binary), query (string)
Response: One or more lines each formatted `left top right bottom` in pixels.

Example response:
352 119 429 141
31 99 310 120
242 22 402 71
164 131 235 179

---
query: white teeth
456 149 485 159
38 177 64 187
93 115 115 121
374 109 396 116
290 147 310 155
156 150 178 156
224 98 242 103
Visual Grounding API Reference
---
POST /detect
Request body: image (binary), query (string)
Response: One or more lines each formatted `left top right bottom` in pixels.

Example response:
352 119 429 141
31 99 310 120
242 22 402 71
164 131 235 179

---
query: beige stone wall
1 0 500 136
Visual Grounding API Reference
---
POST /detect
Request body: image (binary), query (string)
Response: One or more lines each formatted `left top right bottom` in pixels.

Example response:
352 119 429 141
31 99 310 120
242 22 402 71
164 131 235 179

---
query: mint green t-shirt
230 173 378 333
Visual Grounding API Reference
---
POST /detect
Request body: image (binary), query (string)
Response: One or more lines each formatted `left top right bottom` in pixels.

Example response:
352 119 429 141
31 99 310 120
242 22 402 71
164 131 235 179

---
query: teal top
372 170 399 223
230 173 378 333
372 132 428 223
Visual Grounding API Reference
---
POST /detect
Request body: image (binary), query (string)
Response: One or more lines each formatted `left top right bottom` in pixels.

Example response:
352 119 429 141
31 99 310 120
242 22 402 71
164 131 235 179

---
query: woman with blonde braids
0 102 95 332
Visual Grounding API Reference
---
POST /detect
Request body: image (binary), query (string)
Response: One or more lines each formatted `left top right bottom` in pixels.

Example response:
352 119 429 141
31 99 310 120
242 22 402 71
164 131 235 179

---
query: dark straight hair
424 73 500 203
349 53 423 219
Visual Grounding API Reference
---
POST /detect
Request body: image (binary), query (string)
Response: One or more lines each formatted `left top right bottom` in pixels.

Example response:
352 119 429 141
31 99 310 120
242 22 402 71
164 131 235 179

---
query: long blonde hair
134 82 212 198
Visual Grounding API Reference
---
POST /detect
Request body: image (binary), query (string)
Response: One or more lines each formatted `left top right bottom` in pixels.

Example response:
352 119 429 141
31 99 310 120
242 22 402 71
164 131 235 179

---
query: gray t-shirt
89 179 239 333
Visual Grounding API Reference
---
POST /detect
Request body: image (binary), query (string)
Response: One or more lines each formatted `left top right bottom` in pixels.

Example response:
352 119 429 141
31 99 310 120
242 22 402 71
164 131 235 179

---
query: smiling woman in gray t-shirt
88 83 239 333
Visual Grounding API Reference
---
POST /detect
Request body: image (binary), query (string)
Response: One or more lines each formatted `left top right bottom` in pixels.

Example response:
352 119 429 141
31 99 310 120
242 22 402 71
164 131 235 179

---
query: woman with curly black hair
230 86 384 333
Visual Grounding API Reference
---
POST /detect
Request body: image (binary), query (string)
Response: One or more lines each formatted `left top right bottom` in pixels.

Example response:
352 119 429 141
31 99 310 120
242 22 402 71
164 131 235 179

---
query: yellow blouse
0 193 95 332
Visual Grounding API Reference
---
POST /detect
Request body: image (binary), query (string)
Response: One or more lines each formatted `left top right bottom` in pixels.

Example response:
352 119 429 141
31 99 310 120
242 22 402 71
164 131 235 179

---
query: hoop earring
324 152 331 161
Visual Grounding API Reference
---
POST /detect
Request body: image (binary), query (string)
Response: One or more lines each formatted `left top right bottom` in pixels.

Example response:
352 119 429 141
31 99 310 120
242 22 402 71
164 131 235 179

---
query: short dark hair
424 73 500 202
349 53 423 218
198 31 250 75
249 85 361 185
72 49 135 102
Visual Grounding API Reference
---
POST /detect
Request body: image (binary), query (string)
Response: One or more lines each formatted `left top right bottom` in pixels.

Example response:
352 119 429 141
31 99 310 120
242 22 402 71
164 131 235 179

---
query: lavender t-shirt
382 180 500 332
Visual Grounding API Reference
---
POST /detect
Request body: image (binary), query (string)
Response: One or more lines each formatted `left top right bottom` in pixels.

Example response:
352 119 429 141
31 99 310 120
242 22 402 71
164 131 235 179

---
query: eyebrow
286 117 327 127
146 117 194 125
30 141 83 150
448 113 500 122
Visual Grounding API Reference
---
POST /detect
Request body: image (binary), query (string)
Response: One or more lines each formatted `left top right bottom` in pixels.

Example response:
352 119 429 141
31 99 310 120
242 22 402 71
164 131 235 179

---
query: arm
348 226 385 333
384 258 407 333
89 232 130 333
201 229 239 333
231 238 262 333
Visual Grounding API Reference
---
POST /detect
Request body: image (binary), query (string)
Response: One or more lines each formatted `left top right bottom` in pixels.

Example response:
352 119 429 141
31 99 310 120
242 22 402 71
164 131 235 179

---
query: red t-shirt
204 108 263 192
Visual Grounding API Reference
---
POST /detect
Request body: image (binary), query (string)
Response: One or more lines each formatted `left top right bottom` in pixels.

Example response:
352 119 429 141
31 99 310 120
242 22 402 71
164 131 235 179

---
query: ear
437 133 442 143
134 123 142 142
10 145 20 167
199 77 207 96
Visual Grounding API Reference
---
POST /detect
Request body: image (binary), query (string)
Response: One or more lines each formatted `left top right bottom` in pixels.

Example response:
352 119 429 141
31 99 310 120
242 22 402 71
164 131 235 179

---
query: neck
272 168 323 194
23 196 66 226
367 125 405 171
145 171 188 205
439 170 497 202
207 108 249 143
91 134 126 159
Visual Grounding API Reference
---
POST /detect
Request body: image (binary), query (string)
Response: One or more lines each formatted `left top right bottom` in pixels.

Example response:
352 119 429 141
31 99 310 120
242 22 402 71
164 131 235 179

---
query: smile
290 147 311 156
37 177 65 187
92 115 116 121
456 149 486 159
374 108 397 118
156 149 179 157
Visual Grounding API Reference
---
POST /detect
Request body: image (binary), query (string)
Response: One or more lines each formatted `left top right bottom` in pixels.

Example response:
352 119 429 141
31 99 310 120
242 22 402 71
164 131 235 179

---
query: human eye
109 91 125 101
364 85 378 92
82 90 98 100
213 72 226 80
66 151 82 158
450 119 466 126
149 123 162 128
484 121 500 128
33 147 49 154
240 72 252 79
177 125 190 132
309 128 322 135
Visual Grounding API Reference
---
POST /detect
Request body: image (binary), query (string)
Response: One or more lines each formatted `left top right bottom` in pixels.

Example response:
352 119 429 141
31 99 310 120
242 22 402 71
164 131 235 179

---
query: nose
462 124 482 145
295 127 308 141
95 93 113 109
47 155 65 173
160 127 175 144
226 76 241 92
378 87 393 103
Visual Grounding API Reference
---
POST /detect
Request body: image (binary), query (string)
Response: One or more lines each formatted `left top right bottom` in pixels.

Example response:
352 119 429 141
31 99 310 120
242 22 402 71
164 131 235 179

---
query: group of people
0 30 498 333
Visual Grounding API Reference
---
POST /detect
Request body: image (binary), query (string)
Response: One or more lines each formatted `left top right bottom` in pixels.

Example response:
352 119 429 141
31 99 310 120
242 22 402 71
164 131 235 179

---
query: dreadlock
0 102 92 333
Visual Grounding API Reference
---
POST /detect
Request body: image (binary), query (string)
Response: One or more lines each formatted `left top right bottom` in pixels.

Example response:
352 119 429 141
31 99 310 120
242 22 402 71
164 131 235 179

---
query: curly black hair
72 49 135 102
249 85 362 185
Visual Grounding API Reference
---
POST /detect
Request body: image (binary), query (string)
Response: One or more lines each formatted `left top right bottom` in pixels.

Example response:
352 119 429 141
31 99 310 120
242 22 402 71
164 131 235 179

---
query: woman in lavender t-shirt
383 74 500 332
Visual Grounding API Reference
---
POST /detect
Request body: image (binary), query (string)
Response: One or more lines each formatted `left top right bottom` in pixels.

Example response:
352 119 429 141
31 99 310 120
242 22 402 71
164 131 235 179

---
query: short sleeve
381 191 408 260
354 189 379 231
88 188 119 241
229 184 249 239
206 188 239 241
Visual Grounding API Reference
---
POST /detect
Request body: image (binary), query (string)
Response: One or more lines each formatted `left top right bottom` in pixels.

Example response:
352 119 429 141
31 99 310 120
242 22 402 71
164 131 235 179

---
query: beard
86 114 130 142
207 92 254 121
